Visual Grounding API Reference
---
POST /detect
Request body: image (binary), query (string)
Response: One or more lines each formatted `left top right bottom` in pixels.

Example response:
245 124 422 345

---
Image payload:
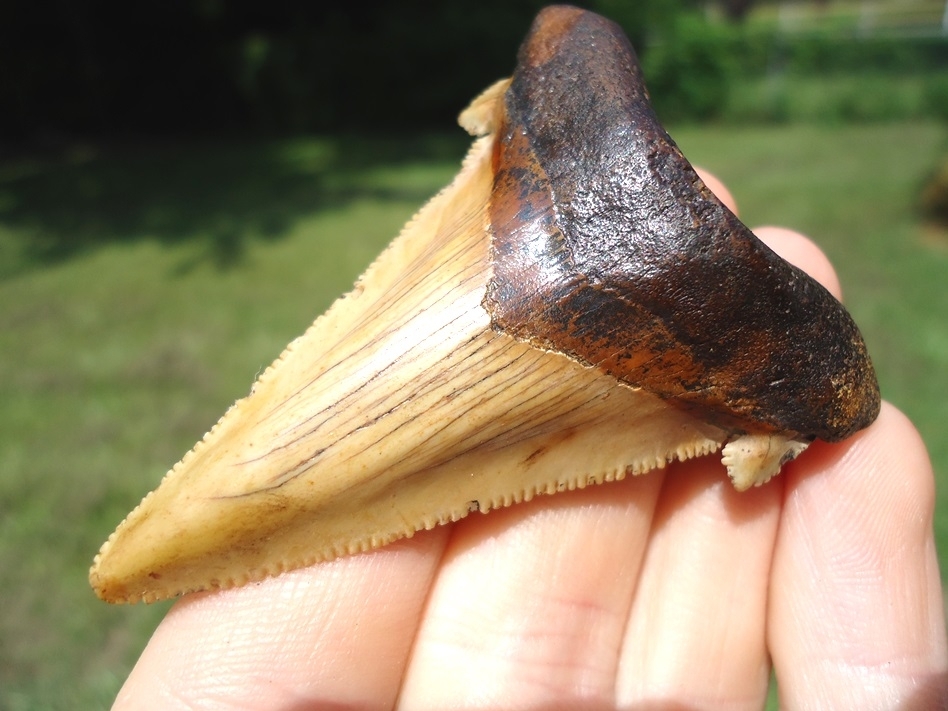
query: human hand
112 174 948 710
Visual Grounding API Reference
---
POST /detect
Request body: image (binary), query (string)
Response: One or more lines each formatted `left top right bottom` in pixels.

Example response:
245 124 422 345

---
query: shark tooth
90 5 880 604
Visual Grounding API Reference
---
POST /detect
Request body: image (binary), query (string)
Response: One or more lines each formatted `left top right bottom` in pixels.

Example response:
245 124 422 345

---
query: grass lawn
1 122 946 708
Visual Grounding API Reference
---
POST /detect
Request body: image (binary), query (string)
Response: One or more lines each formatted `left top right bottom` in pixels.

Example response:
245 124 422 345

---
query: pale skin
113 173 948 710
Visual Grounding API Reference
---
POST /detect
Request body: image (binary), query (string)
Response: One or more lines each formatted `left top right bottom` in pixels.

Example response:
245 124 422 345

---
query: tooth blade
92 339 724 603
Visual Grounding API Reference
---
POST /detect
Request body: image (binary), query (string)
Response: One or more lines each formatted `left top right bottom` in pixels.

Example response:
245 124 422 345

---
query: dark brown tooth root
485 5 880 442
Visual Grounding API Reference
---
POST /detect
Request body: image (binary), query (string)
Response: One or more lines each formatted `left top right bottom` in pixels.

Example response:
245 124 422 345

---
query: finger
615 456 781 709
113 529 449 710
769 402 948 708
398 472 665 709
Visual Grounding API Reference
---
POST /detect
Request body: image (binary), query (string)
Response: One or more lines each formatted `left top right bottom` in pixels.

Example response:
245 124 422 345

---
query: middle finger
398 470 665 709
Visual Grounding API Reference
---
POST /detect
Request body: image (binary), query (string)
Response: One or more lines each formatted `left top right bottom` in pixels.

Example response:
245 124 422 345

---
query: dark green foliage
3 1 946 141
661 28 947 124
0 0 551 139
773 33 948 75
641 14 739 122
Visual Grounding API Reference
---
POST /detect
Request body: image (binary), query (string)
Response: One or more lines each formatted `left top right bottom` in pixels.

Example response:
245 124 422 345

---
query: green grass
1 122 946 708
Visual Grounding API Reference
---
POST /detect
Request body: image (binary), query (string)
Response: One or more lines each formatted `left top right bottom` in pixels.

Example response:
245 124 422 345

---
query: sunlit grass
1 122 945 708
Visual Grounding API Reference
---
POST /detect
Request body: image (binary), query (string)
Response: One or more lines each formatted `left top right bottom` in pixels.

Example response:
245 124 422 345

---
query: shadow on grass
0 133 468 278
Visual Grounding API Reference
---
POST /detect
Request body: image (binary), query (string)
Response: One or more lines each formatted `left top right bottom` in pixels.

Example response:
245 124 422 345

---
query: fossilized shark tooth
90 5 880 603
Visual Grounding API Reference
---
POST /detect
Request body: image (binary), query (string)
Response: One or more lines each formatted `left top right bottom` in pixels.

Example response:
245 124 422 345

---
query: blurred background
1 0 946 707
